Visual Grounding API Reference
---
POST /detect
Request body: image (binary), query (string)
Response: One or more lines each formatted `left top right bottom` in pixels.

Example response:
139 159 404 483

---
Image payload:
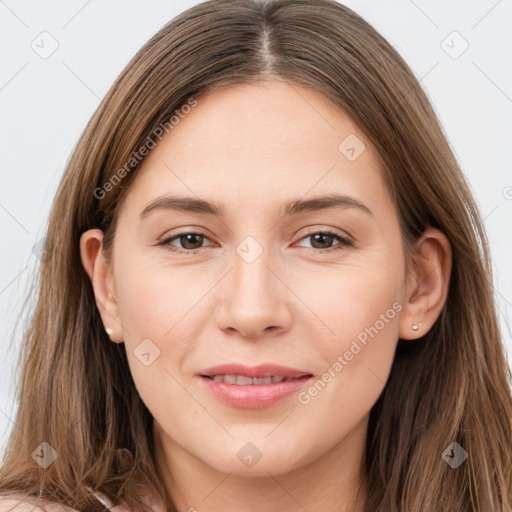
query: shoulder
0 498 79 512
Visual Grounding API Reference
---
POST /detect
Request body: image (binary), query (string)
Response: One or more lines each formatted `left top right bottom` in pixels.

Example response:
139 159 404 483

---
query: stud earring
411 323 422 331
105 327 114 337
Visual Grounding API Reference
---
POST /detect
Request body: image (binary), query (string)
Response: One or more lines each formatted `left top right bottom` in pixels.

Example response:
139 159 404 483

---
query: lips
197 363 314 409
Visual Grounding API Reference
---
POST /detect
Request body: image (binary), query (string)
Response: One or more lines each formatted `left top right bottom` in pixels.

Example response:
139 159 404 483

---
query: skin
80 81 452 512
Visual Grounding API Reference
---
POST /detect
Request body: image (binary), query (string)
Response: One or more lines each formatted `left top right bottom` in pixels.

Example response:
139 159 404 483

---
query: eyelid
158 226 216 243
298 225 351 241
157 229 216 251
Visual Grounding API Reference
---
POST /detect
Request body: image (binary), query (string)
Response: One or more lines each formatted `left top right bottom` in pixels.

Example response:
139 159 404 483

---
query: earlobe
398 227 452 340
79 229 124 343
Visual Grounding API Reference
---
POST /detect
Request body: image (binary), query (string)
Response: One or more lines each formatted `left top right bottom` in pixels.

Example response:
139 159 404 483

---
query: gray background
1 0 511 455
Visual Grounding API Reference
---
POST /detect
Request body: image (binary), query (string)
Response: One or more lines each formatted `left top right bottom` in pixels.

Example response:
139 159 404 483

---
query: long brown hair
1 0 510 510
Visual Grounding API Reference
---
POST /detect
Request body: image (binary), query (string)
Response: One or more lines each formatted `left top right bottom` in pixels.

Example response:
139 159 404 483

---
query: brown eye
159 232 211 254
297 230 352 252
176 233 205 250
309 233 336 249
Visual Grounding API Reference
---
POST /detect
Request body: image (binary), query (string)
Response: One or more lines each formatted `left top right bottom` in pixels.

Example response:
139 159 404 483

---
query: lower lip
198 375 313 409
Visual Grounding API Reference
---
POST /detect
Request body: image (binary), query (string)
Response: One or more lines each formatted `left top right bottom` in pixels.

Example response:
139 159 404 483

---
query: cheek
296 244 403 339
115 268 200 430
111 255 215 408
296 266 402 423
114 251 211 340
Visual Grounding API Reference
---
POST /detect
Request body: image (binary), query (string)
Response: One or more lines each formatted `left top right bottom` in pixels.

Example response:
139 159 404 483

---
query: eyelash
158 229 353 256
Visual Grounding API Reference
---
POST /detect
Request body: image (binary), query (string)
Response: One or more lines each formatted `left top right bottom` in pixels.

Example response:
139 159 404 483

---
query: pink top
0 451 166 511
0 490 166 512
89 488 166 511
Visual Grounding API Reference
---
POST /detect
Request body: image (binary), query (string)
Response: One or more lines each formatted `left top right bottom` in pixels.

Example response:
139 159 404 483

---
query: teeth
209 375 291 385
253 377 272 385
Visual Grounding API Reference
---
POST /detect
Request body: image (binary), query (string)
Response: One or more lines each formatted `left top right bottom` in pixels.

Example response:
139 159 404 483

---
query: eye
158 229 353 255
295 230 352 254
158 232 213 254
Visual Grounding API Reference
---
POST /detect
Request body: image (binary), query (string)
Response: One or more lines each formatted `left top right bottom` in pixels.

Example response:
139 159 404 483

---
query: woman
0 0 510 511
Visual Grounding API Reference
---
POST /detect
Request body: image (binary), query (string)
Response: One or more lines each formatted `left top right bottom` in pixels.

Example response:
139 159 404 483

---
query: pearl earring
105 327 113 337
411 323 422 331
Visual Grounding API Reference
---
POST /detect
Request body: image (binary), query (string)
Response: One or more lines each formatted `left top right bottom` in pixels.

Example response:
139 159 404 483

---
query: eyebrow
139 193 373 219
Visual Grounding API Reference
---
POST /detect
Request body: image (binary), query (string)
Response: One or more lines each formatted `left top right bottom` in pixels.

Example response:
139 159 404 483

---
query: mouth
200 374 310 385
196 364 314 408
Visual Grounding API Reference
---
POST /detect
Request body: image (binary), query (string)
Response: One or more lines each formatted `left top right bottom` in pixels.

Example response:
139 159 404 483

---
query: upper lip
197 363 313 379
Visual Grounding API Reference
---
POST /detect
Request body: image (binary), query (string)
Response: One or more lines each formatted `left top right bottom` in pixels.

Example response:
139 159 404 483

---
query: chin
198 444 307 477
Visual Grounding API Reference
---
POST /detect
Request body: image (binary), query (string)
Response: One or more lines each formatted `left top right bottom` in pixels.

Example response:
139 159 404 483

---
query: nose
215 247 293 340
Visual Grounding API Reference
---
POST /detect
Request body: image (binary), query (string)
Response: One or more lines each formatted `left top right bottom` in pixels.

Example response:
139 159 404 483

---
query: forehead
121 81 387 214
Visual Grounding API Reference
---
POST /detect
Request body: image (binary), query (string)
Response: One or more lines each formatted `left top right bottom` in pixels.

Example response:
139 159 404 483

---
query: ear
80 229 123 343
399 226 452 340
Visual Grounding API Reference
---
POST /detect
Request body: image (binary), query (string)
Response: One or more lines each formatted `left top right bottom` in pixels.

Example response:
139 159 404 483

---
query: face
96 81 410 476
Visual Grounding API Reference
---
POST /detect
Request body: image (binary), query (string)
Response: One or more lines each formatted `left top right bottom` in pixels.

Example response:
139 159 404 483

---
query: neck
153 416 369 512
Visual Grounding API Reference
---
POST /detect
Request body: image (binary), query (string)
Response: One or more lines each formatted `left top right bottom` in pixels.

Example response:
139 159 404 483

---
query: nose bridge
216 236 290 338
234 243 273 304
